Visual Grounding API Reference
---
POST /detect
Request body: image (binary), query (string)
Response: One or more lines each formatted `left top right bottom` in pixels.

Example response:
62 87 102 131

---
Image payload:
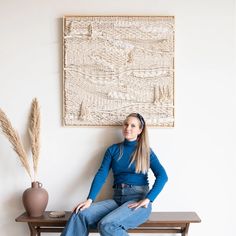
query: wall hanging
63 16 175 127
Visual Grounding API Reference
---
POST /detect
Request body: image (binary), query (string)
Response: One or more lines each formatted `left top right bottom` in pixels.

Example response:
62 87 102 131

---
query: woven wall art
63 16 175 127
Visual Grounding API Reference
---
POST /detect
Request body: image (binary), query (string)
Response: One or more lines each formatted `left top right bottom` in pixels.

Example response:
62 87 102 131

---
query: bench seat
16 211 201 236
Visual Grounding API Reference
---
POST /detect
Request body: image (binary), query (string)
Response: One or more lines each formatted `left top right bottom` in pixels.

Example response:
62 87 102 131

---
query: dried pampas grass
29 98 40 181
0 98 41 182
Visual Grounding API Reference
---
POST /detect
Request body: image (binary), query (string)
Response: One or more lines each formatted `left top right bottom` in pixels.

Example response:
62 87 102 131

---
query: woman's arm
145 150 168 202
87 148 113 201
72 147 113 212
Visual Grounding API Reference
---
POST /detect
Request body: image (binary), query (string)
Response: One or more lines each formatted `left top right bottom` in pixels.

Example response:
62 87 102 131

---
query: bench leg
182 223 190 236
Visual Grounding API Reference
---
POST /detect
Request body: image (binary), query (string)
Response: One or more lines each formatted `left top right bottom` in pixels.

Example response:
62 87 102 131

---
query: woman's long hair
125 113 150 174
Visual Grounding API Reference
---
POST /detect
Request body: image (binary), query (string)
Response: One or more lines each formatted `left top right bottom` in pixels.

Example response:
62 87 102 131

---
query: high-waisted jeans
61 185 151 236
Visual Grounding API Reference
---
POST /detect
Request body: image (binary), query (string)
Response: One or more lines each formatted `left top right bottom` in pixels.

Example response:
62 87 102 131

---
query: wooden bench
16 211 201 236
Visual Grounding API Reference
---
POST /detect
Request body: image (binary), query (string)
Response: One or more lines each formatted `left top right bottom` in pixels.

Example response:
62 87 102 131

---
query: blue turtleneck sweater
87 139 168 202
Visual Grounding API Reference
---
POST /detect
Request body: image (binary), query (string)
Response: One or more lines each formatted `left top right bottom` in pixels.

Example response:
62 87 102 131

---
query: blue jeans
61 185 151 236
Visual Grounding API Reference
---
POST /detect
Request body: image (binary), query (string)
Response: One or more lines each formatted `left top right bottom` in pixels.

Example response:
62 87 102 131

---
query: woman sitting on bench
61 113 168 236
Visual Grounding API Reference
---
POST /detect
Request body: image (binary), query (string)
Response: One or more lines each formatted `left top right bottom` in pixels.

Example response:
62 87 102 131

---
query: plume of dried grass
29 98 40 181
0 109 32 180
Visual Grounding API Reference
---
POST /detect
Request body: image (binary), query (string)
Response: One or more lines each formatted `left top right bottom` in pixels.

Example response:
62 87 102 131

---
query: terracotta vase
22 181 49 217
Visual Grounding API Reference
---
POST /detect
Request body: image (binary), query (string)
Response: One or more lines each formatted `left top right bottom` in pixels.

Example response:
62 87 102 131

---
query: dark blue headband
136 113 145 128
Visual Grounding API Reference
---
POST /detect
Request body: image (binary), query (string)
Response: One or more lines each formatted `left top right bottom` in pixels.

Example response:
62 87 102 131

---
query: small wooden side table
16 211 71 236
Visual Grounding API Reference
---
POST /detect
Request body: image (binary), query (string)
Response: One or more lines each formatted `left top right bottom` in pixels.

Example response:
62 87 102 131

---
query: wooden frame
63 16 175 127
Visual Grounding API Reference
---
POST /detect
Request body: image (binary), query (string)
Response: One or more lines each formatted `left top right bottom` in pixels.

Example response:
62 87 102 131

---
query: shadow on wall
60 147 114 204
58 127 122 205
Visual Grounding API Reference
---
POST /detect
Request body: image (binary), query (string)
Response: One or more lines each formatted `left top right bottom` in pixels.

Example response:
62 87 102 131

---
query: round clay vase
22 181 49 217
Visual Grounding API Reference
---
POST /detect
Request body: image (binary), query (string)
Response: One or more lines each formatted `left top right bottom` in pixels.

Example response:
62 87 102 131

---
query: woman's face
122 116 142 141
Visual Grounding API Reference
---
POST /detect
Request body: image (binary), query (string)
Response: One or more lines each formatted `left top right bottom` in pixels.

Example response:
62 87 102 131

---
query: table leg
182 223 190 236
28 223 37 236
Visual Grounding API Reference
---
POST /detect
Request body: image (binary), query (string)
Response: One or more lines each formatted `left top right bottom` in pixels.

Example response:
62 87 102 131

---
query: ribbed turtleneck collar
123 139 138 147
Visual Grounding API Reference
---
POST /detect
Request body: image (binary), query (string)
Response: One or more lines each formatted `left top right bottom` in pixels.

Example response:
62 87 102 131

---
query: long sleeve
87 148 112 201
146 150 168 202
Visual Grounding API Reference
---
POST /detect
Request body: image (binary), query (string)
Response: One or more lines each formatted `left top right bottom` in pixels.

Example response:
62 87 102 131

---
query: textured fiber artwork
63 16 175 127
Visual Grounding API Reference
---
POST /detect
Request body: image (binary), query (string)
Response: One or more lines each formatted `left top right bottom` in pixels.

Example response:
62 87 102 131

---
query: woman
61 113 168 236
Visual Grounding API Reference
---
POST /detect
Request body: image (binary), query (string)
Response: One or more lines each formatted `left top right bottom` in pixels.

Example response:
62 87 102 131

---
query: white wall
0 0 235 235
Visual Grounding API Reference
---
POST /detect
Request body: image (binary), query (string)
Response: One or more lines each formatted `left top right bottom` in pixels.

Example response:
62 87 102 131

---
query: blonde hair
125 113 150 174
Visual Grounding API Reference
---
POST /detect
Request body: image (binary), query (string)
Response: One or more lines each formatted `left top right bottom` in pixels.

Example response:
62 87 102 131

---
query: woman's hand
127 198 150 210
73 199 93 213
